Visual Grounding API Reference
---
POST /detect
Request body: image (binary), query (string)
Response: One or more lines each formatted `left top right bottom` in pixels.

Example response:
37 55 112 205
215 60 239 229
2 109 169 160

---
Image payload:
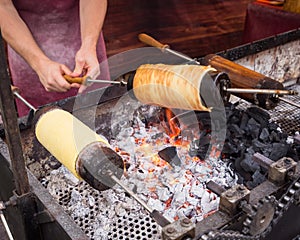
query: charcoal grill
0 28 300 240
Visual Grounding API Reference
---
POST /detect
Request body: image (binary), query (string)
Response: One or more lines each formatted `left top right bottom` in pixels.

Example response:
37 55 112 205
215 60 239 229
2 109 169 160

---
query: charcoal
246 106 270 128
251 139 268 152
246 170 266 189
233 150 253 182
219 102 297 189
239 112 249 130
247 118 261 139
259 128 270 142
268 122 280 131
229 115 241 125
158 146 181 166
240 152 260 173
269 131 281 142
286 145 299 162
228 124 245 137
222 141 238 155
268 143 289 161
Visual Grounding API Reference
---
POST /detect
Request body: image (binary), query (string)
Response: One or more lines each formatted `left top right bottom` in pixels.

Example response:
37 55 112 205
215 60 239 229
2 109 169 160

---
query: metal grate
41 170 162 240
236 85 300 134
108 214 161 240
39 85 300 240
269 94 300 134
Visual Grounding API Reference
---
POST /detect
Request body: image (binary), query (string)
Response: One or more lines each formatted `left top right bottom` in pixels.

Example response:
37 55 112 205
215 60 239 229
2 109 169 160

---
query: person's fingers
70 83 81 89
56 76 71 91
61 64 72 76
71 58 85 77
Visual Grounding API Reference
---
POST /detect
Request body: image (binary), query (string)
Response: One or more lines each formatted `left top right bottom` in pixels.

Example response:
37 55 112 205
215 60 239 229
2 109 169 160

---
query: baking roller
138 33 298 109
11 86 125 191
34 107 124 191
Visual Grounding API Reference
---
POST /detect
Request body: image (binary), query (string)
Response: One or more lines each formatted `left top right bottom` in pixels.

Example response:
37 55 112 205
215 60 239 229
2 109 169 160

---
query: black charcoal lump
190 102 299 189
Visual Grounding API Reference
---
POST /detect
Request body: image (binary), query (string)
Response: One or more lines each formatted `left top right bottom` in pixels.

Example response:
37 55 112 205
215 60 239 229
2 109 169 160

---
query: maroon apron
8 0 109 116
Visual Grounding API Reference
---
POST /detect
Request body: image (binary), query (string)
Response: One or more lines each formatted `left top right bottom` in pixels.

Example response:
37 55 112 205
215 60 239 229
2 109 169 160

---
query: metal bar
0 33 30 195
0 210 14 240
226 88 297 95
278 97 300 108
13 92 37 112
206 180 226 196
211 28 300 61
165 48 201 65
108 172 153 213
252 152 274 170
87 79 126 85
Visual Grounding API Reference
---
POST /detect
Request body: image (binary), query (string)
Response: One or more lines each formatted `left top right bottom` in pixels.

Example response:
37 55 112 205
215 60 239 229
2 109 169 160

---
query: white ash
286 136 294 144
110 110 238 223
41 163 157 240
39 104 237 239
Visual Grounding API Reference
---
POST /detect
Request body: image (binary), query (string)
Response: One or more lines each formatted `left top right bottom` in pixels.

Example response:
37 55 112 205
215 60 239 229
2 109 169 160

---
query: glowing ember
165 108 181 139
110 105 237 223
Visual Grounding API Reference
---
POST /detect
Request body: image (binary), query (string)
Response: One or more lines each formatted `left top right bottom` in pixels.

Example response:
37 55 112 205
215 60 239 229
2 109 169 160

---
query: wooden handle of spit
138 33 169 49
11 85 19 93
63 75 88 84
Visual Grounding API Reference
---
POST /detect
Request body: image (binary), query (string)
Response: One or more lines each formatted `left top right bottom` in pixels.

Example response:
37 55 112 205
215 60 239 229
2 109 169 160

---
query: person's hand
36 59 79 92
70 46 100 93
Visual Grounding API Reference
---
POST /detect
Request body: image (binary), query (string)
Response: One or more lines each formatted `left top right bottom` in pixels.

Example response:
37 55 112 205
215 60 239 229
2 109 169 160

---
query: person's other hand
70 47 100 93
36 59 78 92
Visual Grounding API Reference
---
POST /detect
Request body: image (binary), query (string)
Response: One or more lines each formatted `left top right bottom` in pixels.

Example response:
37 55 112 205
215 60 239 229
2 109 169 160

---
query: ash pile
39 95 299 240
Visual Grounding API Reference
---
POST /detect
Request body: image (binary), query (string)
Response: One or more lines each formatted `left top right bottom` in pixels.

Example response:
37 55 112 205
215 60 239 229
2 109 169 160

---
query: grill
0 29 300 240
235 85 300 135
34 84 299 240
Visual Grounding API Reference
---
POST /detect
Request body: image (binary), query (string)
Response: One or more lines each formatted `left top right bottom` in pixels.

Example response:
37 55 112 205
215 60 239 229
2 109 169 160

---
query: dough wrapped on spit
127 64 230 111
34 107 124 191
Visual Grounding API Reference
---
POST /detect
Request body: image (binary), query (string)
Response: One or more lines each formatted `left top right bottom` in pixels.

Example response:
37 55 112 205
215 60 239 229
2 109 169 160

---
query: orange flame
152 154 169 168
165 108 181 139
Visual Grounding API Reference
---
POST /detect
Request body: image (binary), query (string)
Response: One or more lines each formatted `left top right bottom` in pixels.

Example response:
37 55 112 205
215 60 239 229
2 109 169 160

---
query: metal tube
13 92 37 112
278 97 300 109
0 211 14 240
108 172 153 213
87 79 127 85
165 48 201 65
225 88 297 95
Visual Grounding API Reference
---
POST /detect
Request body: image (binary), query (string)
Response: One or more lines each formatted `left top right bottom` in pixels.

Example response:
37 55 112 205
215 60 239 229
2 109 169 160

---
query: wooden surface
102 0 253 58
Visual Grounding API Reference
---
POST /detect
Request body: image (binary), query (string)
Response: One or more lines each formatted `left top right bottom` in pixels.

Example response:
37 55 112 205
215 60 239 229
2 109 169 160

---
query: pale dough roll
35 108 108 179
132 64 216 111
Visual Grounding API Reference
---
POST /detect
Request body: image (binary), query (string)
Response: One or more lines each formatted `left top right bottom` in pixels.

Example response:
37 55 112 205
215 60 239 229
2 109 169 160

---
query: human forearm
0 0 74 92
79 0 107 50
71 0 107 84
0 0 50 71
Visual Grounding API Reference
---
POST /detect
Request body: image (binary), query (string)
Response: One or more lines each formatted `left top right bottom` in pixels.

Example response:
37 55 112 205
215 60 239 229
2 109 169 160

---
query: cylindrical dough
132 64 217 111
35 108 109 179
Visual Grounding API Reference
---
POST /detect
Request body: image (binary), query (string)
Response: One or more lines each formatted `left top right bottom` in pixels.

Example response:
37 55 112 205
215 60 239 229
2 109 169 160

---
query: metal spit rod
108 172 153 213
278 96 300 108
11 86 37 112
0 202 14 240
138 33 200 65
107 170 172 227
63 75 127 86
138 33 299 102
225 88 297 96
